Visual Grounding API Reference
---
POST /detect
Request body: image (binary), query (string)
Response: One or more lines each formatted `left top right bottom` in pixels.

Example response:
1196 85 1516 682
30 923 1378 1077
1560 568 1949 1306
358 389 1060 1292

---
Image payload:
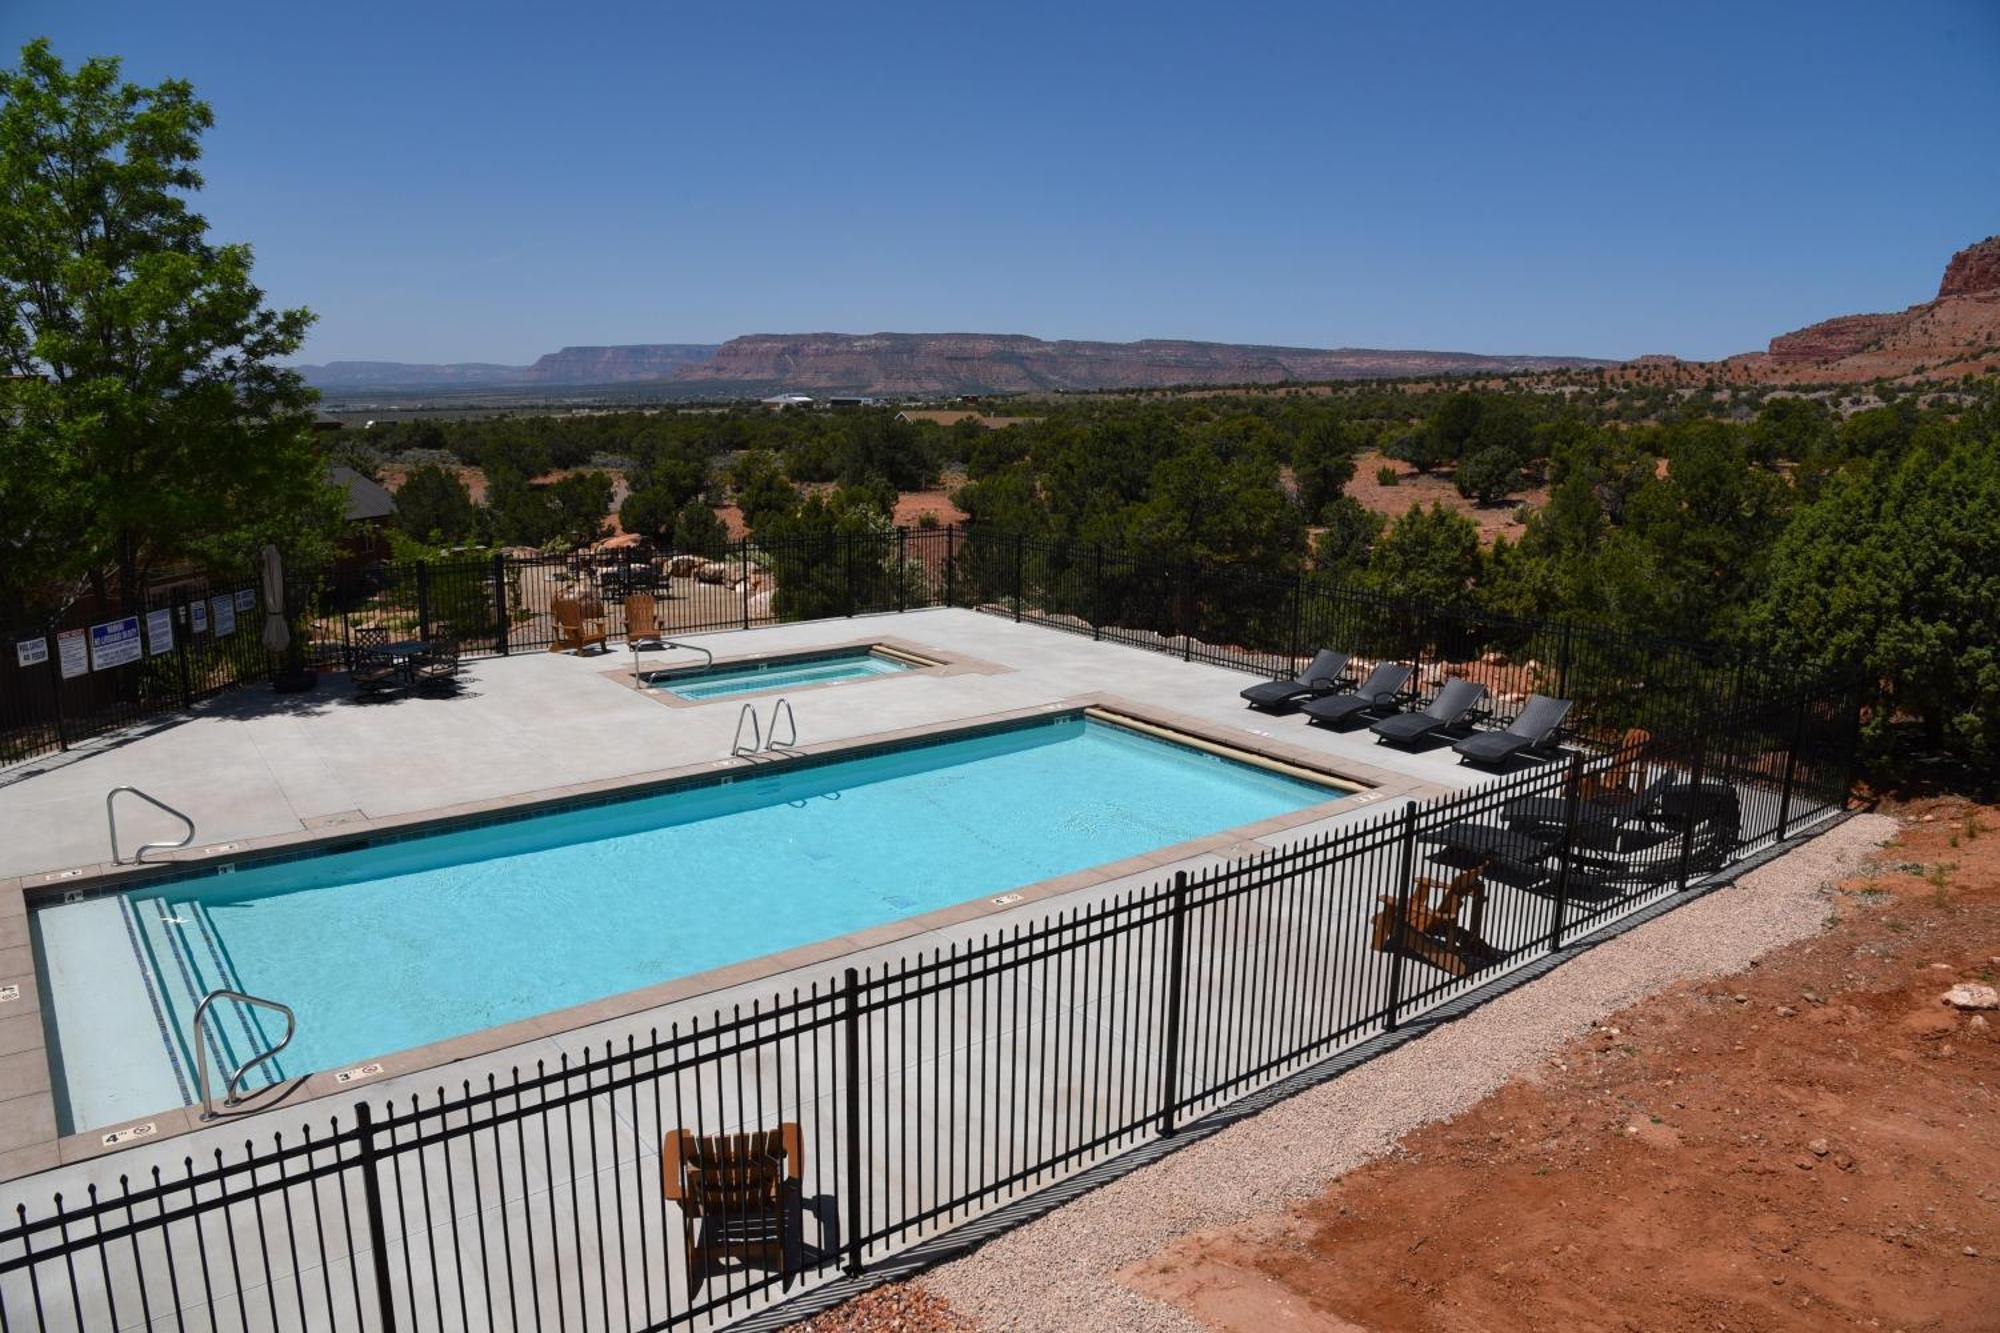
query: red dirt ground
1122 799 2000 1333
1343 452 1545 547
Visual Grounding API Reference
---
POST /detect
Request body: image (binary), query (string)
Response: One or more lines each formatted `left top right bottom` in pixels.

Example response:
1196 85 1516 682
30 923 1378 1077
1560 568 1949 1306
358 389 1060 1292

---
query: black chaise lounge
1300 662 1413 728
1452 693 1573 768
1239 649 1352 712
1371 678 1488 748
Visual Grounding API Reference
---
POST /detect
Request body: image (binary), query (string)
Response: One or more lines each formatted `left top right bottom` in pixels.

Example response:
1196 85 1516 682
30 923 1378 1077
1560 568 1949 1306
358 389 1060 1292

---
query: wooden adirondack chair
549 593 609 654
662 1124 803 1294
624 593 665 648
1371 862 1501 979
1579 727 1653 803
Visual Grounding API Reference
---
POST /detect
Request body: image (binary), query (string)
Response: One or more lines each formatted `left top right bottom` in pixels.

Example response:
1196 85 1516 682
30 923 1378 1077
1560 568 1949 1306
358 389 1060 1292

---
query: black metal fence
4 526 1821 769
0 687 1851 1331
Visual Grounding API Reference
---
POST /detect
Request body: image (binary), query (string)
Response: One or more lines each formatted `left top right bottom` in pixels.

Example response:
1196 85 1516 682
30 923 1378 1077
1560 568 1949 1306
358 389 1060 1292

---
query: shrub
1375 464 1400 487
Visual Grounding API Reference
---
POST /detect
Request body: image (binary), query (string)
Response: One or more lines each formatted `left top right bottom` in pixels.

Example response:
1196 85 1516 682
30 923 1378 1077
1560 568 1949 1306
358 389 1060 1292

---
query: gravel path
918 814 1898 1333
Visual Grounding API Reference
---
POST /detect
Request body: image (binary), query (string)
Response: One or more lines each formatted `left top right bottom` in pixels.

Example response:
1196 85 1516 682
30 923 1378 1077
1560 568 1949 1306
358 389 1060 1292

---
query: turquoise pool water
653 650 911 700
35 717 1338 1130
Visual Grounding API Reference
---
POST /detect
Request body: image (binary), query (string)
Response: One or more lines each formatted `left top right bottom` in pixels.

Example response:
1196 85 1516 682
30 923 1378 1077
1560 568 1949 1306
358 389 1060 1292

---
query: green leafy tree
1455 445 1527 505
1311 495 1383 573
0 40 340 616
1754 433 2000 767
1290 415 1361 521
1363 503 1483 608
758 486 897 619
616 485 680 544
1748 395 1832 467
392 464 479 544
731 449 798 534
670 498 728 555
546 471 613 548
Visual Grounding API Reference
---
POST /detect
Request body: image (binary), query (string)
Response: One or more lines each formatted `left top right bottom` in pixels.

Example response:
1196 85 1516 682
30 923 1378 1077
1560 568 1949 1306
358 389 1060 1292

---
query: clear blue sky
9 0 1998 364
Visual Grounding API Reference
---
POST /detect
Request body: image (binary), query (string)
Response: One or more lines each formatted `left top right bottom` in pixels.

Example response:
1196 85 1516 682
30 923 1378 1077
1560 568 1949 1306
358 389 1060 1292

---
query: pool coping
0 693 1439 1181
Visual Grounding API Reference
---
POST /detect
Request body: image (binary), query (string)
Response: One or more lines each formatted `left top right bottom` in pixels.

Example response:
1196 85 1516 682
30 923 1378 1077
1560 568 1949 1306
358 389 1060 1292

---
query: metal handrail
768 697 798 750
106 786 196 865
731 702 763 756
630 636 716 685
193 988 297 1120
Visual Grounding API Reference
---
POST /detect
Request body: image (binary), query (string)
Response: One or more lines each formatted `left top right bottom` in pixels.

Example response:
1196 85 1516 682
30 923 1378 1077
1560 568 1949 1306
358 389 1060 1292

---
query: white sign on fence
56 629 87 680
14 637 47 669
146 608 174 656
210 595 235 637
88 616 143 672
191 599 208 633
233 588 256 613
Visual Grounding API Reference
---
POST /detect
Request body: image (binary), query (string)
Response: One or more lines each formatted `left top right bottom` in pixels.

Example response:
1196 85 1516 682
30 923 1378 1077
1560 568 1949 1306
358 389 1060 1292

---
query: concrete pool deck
0 609 1523 1181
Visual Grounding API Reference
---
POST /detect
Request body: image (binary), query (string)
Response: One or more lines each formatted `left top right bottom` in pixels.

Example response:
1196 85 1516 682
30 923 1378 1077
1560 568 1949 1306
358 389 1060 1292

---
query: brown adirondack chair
624 593 665 648
1580 727 1653 803
661 1124 803 1293
1371 862 1500 978
549 594 608 654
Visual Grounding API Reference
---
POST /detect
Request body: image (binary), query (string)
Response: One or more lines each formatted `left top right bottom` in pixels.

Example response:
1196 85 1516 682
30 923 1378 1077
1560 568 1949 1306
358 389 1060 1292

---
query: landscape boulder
1941 983 1999 1011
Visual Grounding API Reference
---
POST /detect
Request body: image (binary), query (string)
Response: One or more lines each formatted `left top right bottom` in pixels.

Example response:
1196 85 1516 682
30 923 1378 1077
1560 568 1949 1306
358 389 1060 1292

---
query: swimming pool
650 647 915 700
34 715 1343 1132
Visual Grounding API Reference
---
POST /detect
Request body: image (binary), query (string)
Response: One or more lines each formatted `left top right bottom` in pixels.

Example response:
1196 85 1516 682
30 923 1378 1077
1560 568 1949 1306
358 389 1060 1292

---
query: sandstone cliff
1724 235 2000 383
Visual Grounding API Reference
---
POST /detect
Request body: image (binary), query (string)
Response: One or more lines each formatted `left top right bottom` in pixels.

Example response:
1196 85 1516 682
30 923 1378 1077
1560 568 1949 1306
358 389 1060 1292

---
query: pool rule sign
88 616 143 671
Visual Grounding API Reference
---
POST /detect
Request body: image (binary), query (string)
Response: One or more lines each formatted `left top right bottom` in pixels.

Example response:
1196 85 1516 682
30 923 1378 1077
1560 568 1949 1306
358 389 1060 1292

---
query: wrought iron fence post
416 562 432 642
845 531 857 617
1841 681 1865 809
944 524 956 607
44 624 69 751
842 966 865 1275
740 536 752 630
1013 534 1025 623
1674 731 1710 891
1554 621 1574 702
1548 752 1585 951
1774 692 1806 841
1385 802 1418 1031
896 526 907 613
1093 543 1105 641
173 588 194 709
1289 570 1304 672
353 1100 400 1333
492 553 510 654
1157 870 1189 1135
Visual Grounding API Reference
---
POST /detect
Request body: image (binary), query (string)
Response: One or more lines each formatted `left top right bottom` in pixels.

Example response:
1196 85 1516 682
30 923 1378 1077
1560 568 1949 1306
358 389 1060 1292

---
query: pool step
124 895 288 1104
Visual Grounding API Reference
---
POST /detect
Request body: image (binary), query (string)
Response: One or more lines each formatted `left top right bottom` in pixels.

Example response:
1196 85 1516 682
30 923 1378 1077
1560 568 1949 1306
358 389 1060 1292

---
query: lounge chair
662 1123 803 1294
550 594 609 654
1452 694 1573 768
1498 729 1666 832
1370 678 1488 748
410 634 461 692
1300 662 1413 728
1238 649 1351 712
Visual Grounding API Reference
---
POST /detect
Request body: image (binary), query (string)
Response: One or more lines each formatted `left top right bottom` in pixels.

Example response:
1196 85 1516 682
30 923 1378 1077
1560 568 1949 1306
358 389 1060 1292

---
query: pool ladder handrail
193 987 298 1120
731 702 763 756
106 786 196 865
730 697 798 757
631 636 715 686
768 697 798 750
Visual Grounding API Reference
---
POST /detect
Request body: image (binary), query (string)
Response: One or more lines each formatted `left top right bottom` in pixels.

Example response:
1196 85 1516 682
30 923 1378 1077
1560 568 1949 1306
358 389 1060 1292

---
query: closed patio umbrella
260 544 290 655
